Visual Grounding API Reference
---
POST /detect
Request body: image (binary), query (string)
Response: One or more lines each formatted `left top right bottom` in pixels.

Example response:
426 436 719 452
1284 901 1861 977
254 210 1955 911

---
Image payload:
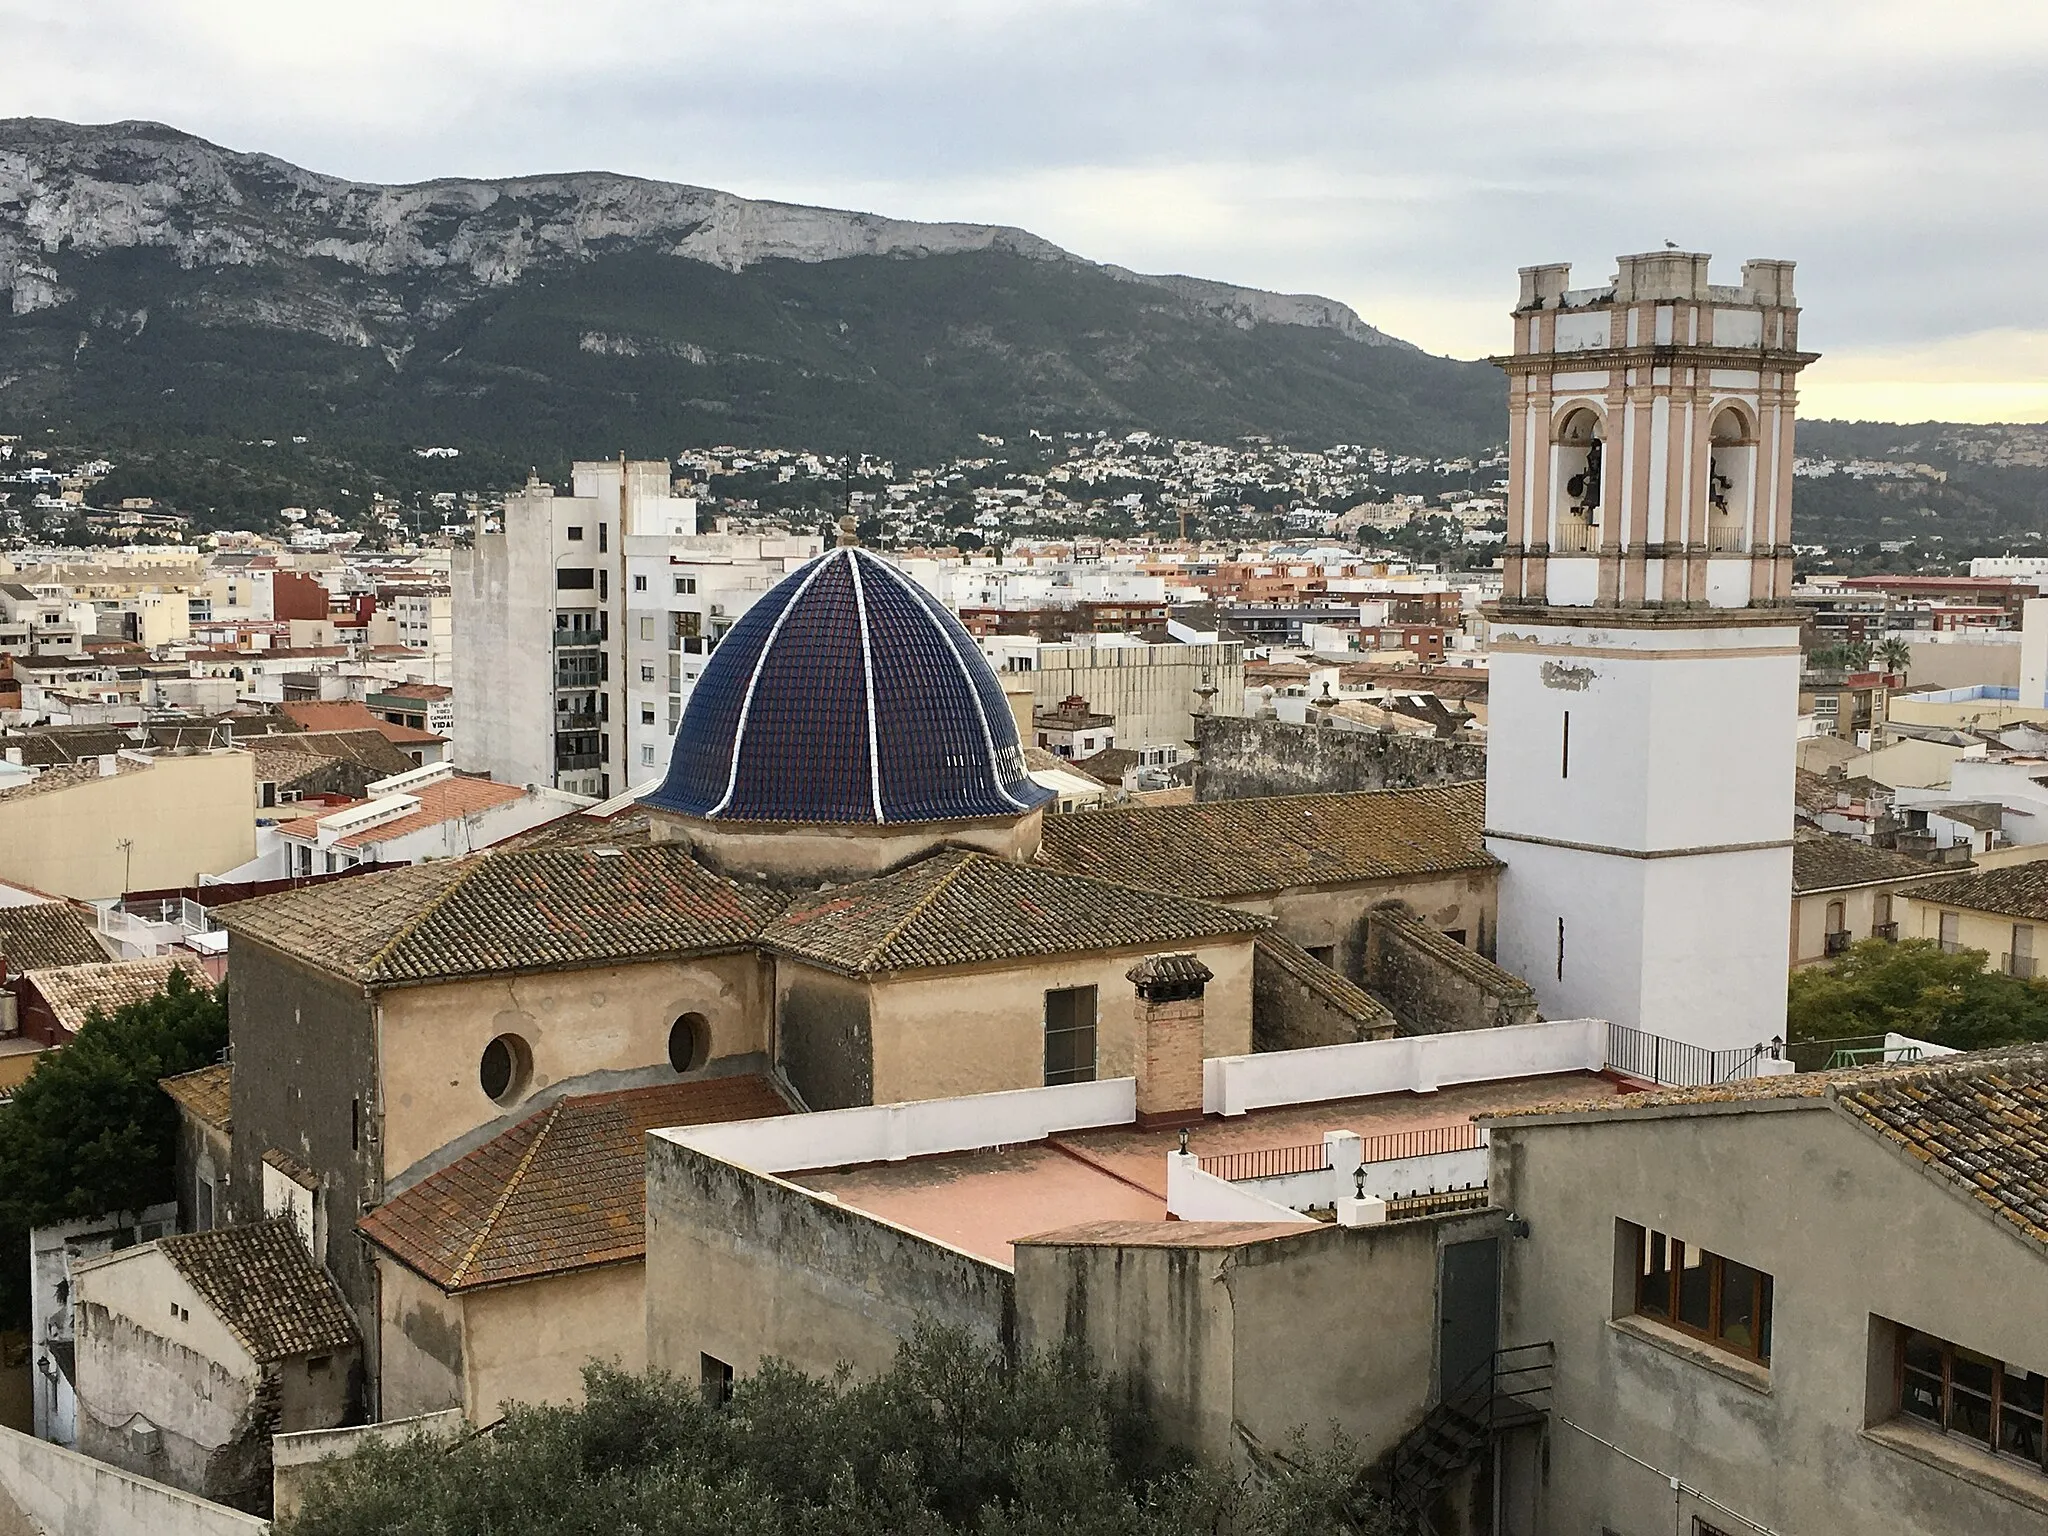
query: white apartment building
453 461 821 796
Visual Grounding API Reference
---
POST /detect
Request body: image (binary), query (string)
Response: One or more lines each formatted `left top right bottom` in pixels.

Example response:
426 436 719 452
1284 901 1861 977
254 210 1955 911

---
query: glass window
1893 1326 2048 1474
1631 1226 1772 1364
675 576 697 595
633 575 648 592
565 526 584 541
1043 986 1098 1086
1939 911 1961 953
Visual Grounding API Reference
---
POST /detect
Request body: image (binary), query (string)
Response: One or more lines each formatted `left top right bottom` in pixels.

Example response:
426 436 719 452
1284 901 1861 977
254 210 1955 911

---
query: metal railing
1198 1142 1328 1182
1384 1187 1490 1222
1824 929 1852 956
554 752 602 771
1606 1022 1773 1087
1551 520 1597 553
1389 1342 1555 1521
1356 1122 1485 1164
1706 524 1747 553
2006 953 2038 979
551 627 606 647
1871 922 1899 942
1825 1044 1921 1070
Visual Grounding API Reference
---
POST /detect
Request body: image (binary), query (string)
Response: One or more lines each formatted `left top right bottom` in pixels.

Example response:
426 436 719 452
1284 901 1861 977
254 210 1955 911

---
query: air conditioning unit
126 1418 161 1457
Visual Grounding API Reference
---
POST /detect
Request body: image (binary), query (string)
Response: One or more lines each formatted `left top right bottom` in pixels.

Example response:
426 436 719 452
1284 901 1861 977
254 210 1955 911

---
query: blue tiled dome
647 547 1055 825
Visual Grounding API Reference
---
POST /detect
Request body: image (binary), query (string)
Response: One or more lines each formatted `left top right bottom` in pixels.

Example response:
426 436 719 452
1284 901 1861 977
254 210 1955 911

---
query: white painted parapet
0 1423 266 1536
1164 1153 1315 1226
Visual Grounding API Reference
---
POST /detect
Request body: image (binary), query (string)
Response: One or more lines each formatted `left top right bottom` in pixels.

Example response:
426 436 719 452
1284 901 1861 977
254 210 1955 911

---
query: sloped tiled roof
1791 833 1943 894
1037 783 1493 899
0 901 106 972
762 850 1265 976
161 1062 232 1135
280 699 442 745
1910 862 2048 923
158 1218 358 1362
21 954 209 1036
218 844 781 987
1253 933 1397 1034
1835 1046 2048 1249
360 1076 791 1291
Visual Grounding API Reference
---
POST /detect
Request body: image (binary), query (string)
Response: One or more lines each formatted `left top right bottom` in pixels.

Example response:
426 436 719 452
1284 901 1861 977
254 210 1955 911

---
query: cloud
4 0 2044 420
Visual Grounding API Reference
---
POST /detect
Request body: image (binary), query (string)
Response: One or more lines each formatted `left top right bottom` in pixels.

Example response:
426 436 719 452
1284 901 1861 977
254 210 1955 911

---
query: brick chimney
1127 953 1212 1128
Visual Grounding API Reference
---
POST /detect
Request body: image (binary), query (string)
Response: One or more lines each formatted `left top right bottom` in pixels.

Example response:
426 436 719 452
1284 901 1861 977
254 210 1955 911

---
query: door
1438 1237 1500 1400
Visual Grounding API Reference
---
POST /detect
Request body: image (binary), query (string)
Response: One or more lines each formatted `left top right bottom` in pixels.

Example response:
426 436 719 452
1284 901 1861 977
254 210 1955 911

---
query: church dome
646 546 1054 826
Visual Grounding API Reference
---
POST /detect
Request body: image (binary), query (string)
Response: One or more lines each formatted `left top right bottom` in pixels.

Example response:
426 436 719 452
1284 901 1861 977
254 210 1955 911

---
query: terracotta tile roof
0 756 149 803
21 955 209 1036
1791 834 1943 894
158 1217 358 1362
248 730 415 779
1071 748 1142 787
274 775 529 849
160 1062 232 1135
360 1076 792 1290
1835 1046 2048 1249
0 902 106 972
279 700 442 746
762 850 1266 976
1015 1220 1310 1249
1037 783 1494 899
498 807 659 850
1910 862 2048 923
1253 933 1397 1033
218 845 779 987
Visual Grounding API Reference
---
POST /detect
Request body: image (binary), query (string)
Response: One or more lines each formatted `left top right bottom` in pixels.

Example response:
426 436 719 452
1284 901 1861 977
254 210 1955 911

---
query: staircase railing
1387 1341 1555 1527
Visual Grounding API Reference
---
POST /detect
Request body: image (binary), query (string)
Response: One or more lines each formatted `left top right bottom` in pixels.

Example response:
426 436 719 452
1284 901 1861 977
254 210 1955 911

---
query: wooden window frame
1633 1227 1773 1365
1895 1325 2048 1476
1043 985 1099 1087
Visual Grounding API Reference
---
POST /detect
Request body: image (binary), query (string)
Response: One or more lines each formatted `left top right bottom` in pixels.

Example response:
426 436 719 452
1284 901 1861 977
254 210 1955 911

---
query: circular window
668 1013 711 1074
479 1033 533 1105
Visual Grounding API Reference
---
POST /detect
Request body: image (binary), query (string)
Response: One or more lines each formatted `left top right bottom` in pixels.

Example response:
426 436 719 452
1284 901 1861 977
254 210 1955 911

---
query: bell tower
1484 252 1817 1052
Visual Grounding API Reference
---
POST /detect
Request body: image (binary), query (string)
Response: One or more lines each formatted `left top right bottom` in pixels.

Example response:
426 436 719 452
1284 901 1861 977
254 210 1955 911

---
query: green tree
283 1324 1414 1536
0 968 227 1325
1876 636 1913 678
1787 937 2048 1055
1842 638 1876 672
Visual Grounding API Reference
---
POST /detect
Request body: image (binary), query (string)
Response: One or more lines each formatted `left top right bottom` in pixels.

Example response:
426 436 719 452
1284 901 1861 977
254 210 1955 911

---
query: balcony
1552 520 1597 554
1706 524 1748 553
554 752 602 771
1824 930 1852 957
2004 953 2036 979
554 712 600 731
1871 921 1899 943
552 627 606 648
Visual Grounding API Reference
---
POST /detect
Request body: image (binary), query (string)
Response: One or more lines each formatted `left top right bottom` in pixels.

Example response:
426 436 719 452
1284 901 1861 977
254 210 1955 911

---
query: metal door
1438 1236 1500 1397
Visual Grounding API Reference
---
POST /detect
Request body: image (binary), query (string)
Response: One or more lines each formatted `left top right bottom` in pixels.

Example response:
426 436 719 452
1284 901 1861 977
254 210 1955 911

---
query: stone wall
1194 716 1484 802
1251 934 1398 1052
1364 903 1538 1035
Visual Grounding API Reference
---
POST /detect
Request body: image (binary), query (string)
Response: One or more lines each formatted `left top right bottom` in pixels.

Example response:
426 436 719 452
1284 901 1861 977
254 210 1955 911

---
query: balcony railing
1824 930 1852 957
554 712 600 731
554 752 602 771
1606 1022 1775 1087
1706 524 1748 553
2004 953 2037 979
1871 921 1899 943
1551 520 1597 554
552 627 606 648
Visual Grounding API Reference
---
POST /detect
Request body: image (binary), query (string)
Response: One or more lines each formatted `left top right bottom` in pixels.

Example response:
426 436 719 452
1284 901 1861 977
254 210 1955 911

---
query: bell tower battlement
1495 251 1818 614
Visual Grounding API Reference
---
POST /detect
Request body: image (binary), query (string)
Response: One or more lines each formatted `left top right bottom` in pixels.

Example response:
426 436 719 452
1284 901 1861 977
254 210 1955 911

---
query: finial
837 515 861 548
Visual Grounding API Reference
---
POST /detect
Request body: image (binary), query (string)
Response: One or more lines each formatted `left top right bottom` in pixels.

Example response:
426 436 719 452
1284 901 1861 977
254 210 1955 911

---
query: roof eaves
444 1100 563 1290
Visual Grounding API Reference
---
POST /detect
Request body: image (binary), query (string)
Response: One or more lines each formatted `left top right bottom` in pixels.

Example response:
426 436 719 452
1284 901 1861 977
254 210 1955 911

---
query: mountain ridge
0 117 1501 458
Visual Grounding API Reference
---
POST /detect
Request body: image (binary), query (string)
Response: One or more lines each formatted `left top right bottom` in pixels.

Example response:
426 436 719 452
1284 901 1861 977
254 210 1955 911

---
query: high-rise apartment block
1485 252 1816 1050
453 461 821 797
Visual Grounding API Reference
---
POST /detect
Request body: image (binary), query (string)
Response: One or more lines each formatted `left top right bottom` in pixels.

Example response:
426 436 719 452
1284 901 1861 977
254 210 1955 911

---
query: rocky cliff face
0 118 1494 458
0 118 1399 346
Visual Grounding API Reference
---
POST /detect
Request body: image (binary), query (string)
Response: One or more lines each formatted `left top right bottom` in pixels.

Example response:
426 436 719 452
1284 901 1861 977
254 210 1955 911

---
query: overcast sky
8 0 2045 422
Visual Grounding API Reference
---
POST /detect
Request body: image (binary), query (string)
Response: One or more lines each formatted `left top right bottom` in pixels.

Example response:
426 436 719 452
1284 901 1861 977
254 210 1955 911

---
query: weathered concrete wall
375 1260 464 1422
227 940 381 1396
1364 904 1538 1034
272 1407 466 1521
643 1137 1014 1385
867 940 1255 1105
1251 935 1397 1053
1495 1103 2048 1536
1228 869 1499 986
775 961 873 1110
1015 1212 1496 1473
1195 716 1484 802
0 1423 268 1536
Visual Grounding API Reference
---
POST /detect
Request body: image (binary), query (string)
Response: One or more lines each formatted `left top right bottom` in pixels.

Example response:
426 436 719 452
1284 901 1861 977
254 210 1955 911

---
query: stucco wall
461 1263 645 1422
1015 1214 1488 1472
864 939 1254 1105
0 753 254 900
375 1259 465 1422
1234 870 1498 984
1194 716 1485 802
378 950 771 1183
643 1137 1015 1385
0 1424 267 1536
775 962 873 1110
1493 1103 2048 1535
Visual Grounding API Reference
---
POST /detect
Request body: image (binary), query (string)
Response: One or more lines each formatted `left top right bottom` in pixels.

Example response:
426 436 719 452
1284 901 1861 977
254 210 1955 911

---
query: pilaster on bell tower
1484 252 1816 1054
1497 251 1814 615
